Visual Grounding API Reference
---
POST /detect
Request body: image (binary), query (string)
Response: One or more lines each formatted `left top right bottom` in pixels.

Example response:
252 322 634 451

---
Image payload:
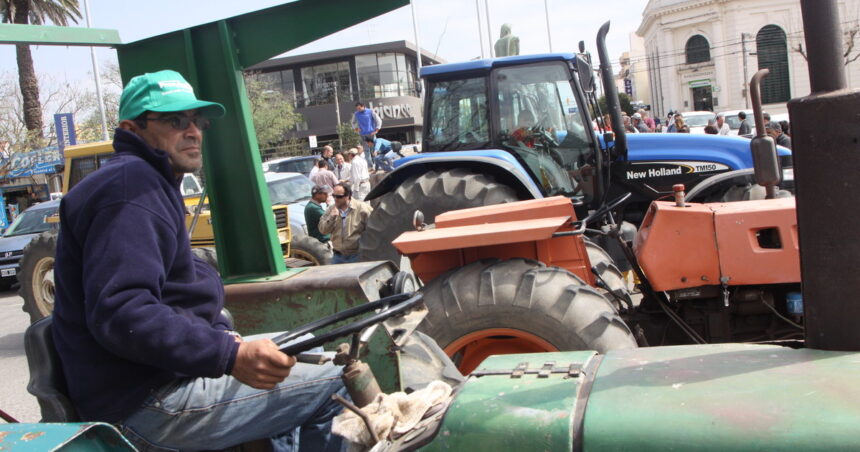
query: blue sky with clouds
0 0 648 86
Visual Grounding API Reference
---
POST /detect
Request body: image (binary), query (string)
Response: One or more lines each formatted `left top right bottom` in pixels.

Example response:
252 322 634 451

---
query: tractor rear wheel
19 231 58 323
418 258 637 373
289 235 332 266
359 169 520 266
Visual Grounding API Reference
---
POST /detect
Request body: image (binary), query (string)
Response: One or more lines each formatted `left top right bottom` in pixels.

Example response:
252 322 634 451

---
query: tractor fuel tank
634 197 799 291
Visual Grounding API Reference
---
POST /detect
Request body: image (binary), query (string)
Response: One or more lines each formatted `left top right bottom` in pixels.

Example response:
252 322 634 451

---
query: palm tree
1 0 81 146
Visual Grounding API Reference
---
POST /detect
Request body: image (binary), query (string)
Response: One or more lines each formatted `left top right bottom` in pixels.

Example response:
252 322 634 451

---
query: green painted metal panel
0 23 121 46
114 0 408 281
422 351 597 451
0 423 134 451
584 344 860 451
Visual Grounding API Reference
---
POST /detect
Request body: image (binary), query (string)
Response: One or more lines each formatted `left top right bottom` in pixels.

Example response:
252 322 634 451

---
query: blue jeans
332 252 359 264
118 333 346 452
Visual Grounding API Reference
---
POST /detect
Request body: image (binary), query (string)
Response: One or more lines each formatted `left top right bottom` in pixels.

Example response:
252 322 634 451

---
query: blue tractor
360 27 792 265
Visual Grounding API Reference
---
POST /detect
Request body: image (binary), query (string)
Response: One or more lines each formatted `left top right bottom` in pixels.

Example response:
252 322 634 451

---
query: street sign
309 135 318 148
624 78 632 95
54 113 76 151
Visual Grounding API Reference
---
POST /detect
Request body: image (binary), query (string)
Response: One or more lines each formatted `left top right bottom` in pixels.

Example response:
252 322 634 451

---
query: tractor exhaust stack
790 0 860 350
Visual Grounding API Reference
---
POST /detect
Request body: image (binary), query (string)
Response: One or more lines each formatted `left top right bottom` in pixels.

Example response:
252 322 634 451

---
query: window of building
756 25 790 104
685 35 711 64
356 52 418 100
300 61 353 107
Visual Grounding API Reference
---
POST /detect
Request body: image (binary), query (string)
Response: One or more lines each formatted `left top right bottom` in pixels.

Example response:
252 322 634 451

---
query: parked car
264 171 332 265
263 155 321 177
678 111 716 134
0 200 60 290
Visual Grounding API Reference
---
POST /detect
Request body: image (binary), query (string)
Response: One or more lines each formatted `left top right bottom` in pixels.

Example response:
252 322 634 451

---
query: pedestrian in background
352 102 382 145
716 114 730 135
639 109 655 132
318 183 373 264
765 121 791 149
320 145 335 169
304 185 331 244
632 113 649 133
737 111 751 136
333 153 351 184
665 111 677 133
309 160 338 190
674 115 690 133
349 147 370 200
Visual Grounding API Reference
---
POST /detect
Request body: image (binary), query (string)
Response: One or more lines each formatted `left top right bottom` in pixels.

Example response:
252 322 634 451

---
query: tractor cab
423 55 600 203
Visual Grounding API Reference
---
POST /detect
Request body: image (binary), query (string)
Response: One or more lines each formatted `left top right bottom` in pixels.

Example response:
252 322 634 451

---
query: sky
0 0 650 91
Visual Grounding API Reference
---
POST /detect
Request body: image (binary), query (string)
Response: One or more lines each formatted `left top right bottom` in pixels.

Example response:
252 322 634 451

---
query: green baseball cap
119 70 225 121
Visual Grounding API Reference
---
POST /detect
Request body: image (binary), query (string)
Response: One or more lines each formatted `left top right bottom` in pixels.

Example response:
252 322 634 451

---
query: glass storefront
300 61 353 107
356 52 417 100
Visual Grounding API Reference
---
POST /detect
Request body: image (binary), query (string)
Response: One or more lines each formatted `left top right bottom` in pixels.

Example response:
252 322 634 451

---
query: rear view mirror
575 55 594 93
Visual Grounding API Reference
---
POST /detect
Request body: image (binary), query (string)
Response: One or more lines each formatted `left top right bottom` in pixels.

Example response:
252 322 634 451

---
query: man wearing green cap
52 70 346 451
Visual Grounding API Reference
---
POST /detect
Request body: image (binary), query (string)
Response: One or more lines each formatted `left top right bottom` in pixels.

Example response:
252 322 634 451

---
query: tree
1 0 82 146
75 62 121 143
244 72 303 151
597 92 634 117
792 21 860 66
336 122 360 150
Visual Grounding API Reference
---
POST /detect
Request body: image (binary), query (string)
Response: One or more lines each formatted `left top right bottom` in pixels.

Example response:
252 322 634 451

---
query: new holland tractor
359 25 792 267
4 1 860 451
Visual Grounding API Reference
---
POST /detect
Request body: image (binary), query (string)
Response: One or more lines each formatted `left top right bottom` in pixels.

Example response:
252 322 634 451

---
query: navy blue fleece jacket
52 128 239 423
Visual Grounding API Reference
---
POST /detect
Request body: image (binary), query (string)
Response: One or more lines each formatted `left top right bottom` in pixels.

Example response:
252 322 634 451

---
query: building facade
636 0 860 118
247 41 443 147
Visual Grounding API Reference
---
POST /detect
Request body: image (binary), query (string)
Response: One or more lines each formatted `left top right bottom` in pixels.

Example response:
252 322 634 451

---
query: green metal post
114 0 408 282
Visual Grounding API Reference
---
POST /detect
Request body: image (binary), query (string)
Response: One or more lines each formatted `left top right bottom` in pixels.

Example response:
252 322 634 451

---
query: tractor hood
598 133 793 170
421 344 860 451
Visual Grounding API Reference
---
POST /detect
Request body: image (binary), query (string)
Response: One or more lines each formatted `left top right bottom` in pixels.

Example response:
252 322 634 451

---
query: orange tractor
394 69 799 373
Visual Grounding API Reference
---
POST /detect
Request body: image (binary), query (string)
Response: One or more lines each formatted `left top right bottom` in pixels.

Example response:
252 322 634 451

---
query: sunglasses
145 115 211 131
333 194 347 199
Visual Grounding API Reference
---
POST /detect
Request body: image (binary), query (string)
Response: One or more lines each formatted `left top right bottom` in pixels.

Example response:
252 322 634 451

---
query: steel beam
0 23 121 46
115 0 408 282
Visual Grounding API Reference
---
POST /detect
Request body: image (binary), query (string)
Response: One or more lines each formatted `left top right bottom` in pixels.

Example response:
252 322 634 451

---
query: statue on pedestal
494 24 520 57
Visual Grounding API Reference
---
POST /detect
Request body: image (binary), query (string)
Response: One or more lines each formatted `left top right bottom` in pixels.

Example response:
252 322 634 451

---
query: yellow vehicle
19 140 312 323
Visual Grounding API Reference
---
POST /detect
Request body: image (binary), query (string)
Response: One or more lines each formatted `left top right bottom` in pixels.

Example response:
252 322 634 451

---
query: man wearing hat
52 70 346 451
305 184 332 243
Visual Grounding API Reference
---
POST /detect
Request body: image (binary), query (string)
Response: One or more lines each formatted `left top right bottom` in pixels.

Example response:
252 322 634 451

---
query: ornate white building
635 0 860 118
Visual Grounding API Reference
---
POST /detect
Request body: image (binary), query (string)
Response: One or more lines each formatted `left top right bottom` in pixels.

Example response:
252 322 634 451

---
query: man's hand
231 339 296 389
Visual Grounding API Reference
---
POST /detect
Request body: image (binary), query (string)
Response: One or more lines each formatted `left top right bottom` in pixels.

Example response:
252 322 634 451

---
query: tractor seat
24 316 79 422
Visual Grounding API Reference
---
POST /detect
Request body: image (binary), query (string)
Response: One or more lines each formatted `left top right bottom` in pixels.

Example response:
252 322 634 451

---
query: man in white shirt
334 153 351 184
349 147 370 201
716 113 731 136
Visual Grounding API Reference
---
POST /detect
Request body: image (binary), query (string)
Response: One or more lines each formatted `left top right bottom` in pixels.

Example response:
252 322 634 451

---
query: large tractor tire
19 231 58 323
418 258 638 373
359 169 520 266
289 235 332 266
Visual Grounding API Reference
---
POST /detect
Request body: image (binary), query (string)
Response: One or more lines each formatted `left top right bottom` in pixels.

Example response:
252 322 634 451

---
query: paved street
0 290 41 422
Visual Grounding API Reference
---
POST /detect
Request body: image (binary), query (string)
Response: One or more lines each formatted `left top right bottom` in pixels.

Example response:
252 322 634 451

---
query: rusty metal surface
584 344 860 451
0 422 135 450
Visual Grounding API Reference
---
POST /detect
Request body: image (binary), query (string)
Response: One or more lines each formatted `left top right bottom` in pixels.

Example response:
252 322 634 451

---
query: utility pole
544 0 553 52
333 81 342 149
410 0 424 102
485 0 494 57
475 0 485 58
84 0 108 141
741 32 751 109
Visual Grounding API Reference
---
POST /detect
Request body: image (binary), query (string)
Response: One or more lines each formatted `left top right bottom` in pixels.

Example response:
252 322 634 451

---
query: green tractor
4 1 860 451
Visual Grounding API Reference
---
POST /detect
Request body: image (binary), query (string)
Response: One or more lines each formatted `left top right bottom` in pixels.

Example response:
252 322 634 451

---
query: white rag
332 380 453 450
